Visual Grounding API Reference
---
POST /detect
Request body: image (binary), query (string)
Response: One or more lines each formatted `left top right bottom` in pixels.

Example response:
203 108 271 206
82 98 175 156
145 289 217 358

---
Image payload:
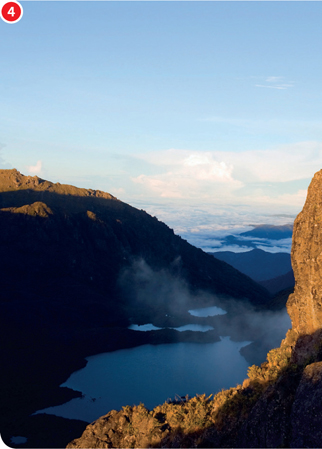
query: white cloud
129 142 322 209
255 84 293 90
109 187 125 196
137 142 322 184
240 189 308 207
217 141 322 183
132 152 243 200
0 144 11 169
255 76 294 90
27 160 43 175
266 76 283 83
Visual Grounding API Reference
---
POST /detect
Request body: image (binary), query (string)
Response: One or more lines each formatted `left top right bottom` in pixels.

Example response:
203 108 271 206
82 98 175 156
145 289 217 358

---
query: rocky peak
0 169 116 200
287 169 322 336
0 168 44 190
1 202 53 217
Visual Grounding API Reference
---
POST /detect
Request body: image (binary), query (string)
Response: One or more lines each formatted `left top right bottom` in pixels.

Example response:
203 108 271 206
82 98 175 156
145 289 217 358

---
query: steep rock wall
287 170 322 336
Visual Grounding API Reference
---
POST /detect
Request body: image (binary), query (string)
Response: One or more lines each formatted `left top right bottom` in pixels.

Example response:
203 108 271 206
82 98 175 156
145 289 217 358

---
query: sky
1 1 322 240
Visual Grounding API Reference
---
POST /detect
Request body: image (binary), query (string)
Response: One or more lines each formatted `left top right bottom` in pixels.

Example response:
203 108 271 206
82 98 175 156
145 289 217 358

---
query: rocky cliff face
287 170 322 336
67 170 322 448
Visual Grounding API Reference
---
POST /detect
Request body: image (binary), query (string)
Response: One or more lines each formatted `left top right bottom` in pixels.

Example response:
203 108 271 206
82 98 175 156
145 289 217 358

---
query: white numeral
8 6 15 16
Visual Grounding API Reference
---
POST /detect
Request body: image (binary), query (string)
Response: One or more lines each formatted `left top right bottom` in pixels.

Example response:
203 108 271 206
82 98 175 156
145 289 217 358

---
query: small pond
128 305 226 332
128 323 214 332
188 305 227 317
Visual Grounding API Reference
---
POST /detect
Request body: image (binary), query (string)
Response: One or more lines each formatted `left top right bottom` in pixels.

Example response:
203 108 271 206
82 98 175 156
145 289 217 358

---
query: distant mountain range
210 248 292 282
240 224 293 240
208 247 295 296
214 223 293 251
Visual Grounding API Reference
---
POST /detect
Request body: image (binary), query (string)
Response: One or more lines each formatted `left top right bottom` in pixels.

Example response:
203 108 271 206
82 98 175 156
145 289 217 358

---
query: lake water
188 306 227 317
128 306 227 332
128 323 214 332
10 437 28 445
36 336 251 423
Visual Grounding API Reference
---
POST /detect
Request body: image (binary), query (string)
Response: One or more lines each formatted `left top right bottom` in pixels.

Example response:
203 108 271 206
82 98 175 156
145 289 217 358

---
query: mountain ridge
210 248 292 282
240 223 293 240
0 168 117 199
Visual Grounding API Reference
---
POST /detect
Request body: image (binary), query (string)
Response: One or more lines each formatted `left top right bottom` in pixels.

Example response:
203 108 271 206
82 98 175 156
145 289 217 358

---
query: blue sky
1 1 322 235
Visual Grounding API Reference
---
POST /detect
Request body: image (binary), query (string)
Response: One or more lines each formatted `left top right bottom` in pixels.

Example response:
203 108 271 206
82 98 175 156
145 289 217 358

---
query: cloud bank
132 152 243 200
129 142 321 209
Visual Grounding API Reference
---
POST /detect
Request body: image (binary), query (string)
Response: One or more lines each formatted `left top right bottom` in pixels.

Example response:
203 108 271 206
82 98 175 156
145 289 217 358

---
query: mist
119 257 292 366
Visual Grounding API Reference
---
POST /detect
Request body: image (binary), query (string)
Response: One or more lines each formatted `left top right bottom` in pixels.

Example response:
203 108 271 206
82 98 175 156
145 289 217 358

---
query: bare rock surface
66 405 170 449
0 168 115 200
287 170 322 336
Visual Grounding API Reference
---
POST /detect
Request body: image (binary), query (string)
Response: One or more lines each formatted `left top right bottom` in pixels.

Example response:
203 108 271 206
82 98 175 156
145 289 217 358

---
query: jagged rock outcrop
0 168 116 201
287 170 322 336
2 201 53 217
67 169 322 448
66 405 171 449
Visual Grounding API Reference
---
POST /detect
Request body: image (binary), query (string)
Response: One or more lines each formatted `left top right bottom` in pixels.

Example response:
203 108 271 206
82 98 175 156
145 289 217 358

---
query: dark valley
0 169 278 448
66 169 322 448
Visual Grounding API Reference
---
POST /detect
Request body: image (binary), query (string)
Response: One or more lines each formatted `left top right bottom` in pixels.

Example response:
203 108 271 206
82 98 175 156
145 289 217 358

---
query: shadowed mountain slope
0 169 271 448
259 269 295 295
0 169 269 313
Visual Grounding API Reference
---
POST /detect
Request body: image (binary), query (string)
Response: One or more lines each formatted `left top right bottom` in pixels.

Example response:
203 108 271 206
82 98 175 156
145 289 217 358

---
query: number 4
8 6 15 16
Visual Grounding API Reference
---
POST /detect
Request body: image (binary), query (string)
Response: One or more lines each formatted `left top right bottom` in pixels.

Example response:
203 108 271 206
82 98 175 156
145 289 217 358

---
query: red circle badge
1 1 23 23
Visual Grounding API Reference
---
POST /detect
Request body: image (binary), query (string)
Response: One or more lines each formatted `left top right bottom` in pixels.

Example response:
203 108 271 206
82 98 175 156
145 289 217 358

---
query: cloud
132 152 243 200
255 75 294 90
0 143 12 169
266 76 283 83
218 141 322 183
109 187 125 196
255 84 293 90
246 190 308 207
129 141 322 208
27 160 43 175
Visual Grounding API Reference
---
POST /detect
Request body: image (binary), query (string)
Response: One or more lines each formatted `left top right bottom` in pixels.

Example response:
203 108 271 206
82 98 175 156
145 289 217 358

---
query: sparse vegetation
247 344 293 384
